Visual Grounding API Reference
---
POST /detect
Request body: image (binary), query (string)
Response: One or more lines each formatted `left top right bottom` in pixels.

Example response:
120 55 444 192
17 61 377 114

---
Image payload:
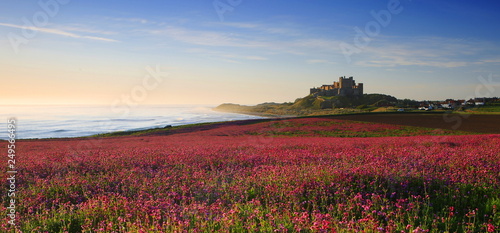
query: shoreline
211 107 298 118
7 111 500 141
79 111 500 137
0 106 268 140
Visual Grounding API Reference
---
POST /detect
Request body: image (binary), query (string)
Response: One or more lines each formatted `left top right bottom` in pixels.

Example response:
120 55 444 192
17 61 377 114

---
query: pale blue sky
1 0 500 105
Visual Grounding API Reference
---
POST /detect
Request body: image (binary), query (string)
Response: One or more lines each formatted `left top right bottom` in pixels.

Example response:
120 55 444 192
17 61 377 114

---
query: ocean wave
0 105 265 139
108 118 156 122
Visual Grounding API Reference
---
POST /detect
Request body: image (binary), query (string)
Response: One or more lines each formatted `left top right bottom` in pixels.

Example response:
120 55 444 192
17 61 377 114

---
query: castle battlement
310 76 363 97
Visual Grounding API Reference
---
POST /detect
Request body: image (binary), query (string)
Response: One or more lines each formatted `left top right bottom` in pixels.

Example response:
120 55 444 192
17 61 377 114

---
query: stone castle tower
310 76 363 97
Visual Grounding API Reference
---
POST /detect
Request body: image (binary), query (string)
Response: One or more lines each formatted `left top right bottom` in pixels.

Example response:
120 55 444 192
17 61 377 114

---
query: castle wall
310 77 363 97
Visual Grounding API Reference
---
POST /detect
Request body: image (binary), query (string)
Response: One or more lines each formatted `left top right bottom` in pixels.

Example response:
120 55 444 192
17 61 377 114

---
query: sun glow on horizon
1 1 500 105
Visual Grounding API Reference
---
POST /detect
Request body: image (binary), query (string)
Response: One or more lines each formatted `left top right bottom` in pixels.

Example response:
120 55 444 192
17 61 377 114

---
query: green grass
87 122 221 137
246 118 474 138
86 111 484 138
469 105 500 113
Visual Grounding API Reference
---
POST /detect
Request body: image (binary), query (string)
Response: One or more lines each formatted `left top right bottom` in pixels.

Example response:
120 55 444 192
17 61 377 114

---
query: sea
0 105 265 140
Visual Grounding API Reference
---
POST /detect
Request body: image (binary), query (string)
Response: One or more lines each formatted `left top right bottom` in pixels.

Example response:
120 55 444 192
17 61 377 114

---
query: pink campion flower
412 227 429 233
8 119 500 231
487 223 495 232
449 206 454 217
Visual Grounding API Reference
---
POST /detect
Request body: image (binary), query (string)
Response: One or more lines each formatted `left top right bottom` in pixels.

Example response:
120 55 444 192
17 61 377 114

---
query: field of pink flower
1 118 499 232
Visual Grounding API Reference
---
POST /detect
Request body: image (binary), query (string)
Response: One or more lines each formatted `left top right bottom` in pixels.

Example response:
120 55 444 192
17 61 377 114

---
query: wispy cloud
216 22 301 36
149 26 267 48
55 24 117 35
81 36 119 42
306 59 336 65
477 59 500 64
0 22 119 42
106 17 150 24
217 22 259 29
352 37 497 68
137 20 498 70
185 47 268 63
357 59 467 68
141 23 347 59
244 56 268 61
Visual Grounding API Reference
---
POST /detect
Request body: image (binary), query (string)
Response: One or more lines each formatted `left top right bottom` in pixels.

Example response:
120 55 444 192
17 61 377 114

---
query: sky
1 0 500 105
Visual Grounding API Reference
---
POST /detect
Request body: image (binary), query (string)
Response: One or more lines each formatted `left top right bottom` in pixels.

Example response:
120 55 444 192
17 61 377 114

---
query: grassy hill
214 93 400 116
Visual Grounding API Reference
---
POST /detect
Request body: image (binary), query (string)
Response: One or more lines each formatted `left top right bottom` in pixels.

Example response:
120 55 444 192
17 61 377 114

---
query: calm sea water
0 105 265 139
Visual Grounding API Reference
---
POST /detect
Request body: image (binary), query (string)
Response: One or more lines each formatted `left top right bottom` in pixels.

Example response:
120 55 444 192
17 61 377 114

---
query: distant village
413 98 498 111
311 77 499 110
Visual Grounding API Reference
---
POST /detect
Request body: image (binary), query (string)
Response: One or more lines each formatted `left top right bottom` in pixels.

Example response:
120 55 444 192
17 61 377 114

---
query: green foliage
471 105 500 112
311 98 324 109
358 93 398 106
397 98 420 108
214 93 422 116
302 93 400 109
291 95 317 109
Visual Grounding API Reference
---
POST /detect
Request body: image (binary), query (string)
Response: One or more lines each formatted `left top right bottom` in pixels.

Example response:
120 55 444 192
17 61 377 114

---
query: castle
310 76 363 97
